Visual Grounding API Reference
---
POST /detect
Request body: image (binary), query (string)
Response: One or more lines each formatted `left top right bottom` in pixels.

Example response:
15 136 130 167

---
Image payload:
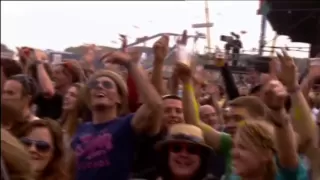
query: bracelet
184 83 201 119
184 83 193 92
287 85 300 94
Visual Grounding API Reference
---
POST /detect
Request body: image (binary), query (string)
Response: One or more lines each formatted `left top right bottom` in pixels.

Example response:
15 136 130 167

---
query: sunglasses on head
169 143 201 155
87 80 114 89
20 137 51 153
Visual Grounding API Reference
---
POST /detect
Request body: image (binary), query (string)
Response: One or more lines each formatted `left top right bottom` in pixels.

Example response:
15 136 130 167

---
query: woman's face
168 142 201 178
52 65 68 88
89 76 120 108
21 127 54 172
232 134 271 176
63 86 79 111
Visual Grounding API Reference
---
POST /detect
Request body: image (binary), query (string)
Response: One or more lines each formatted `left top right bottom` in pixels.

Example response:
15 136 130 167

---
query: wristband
287 85 300 94
184 83 201 120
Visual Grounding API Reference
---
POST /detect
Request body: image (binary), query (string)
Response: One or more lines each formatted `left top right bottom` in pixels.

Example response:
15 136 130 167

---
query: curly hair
236 121 276 180
17 119 70 180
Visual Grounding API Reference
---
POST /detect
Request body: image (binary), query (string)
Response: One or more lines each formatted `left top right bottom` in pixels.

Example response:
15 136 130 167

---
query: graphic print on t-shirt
74 128 113 170
72 114 136 180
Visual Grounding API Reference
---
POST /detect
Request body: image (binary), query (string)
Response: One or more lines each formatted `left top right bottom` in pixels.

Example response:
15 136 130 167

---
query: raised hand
153 35 169 61
269 57 280 79
263 80 288 111
276 48 298 91
17 47 32 65
176 30 188 45
175 30 192 82
34 49 48 61
105 47 142 68
174 60 192 82
119 34 128 52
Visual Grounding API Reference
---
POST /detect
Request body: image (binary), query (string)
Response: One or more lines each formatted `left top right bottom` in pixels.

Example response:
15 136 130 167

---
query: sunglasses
20 137 51 153
169 143 200 155
87 80 114 89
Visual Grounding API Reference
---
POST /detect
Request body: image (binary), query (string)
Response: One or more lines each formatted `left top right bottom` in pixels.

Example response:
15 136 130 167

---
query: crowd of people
0 30 319 180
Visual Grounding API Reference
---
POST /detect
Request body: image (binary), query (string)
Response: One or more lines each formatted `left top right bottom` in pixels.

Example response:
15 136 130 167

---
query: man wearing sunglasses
71 48 163 180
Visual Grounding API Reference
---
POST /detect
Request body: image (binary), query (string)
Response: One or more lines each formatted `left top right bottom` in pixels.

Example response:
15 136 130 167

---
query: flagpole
258 0 268 56
270 34 278 56
204 0 212 53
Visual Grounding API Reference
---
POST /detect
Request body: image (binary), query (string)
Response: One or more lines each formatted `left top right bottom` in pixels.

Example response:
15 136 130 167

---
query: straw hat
155 124 212 152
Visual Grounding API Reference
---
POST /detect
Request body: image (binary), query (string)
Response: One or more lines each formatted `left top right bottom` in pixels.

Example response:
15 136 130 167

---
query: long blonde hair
1 128 34 180
236 121 277 180
60 83 87 137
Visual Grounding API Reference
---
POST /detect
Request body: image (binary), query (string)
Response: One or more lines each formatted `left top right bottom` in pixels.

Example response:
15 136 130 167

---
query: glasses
20 137 51 153
169 143 200 155
87 80 114 90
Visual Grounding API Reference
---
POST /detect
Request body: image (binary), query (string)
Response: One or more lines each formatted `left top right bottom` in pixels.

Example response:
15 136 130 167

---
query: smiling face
21 127 54 172
200 105 219 129
168 142 201 179
232 121 274 177
232 135 268 176
89 76 120 109
163 98 184 128
63 86 79 111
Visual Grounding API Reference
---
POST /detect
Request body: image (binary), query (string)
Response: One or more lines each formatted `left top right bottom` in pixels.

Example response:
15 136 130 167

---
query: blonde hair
236 121 276 180
84 70 129 116
61 83 87 137
1 128 34 180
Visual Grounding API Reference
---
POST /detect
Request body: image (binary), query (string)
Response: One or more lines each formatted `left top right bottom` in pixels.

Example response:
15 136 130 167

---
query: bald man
200 105 220 130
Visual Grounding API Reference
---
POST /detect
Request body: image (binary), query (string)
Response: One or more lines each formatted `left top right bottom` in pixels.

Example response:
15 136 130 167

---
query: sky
1 1 309 57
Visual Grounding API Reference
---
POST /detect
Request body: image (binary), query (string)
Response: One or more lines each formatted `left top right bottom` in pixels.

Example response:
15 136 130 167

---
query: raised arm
273 49 317 167
276 50 316 149
128 61 163 135
107 49 163 135
151 35 169 95
264 80 298 168
175 61 231 151
33 50 55 96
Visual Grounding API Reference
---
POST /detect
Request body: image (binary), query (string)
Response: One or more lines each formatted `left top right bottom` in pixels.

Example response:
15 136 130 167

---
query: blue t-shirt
229 156 309 180
71 114 136 180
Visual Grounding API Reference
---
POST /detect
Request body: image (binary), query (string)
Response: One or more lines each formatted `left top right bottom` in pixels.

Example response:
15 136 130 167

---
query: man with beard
71 47 163 180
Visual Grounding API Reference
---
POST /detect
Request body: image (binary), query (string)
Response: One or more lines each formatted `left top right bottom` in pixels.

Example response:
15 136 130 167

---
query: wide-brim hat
155 124 212 153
